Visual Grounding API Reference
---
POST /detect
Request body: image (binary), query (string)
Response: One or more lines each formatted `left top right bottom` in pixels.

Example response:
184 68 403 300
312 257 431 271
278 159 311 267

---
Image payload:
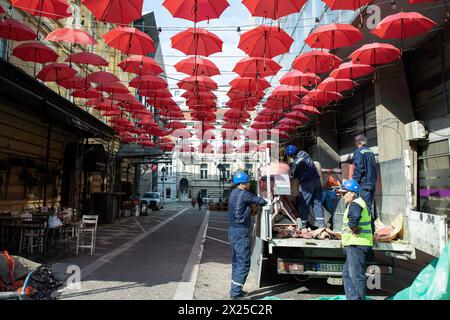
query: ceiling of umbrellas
0 0 443 154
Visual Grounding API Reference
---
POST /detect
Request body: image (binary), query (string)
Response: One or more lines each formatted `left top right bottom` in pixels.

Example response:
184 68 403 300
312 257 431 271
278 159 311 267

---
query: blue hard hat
233 172 250 186
340 180 360 194
285 145 298 157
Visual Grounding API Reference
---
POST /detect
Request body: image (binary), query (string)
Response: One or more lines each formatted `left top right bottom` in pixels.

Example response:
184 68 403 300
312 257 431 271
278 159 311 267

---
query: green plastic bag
389 243 450 300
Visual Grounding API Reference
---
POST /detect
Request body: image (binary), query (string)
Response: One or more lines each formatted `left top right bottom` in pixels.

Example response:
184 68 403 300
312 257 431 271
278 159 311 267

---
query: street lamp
161 166 166 202
216 164 225 210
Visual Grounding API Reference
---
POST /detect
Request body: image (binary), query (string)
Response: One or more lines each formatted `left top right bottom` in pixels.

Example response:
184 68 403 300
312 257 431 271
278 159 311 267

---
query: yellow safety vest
342 197 373 247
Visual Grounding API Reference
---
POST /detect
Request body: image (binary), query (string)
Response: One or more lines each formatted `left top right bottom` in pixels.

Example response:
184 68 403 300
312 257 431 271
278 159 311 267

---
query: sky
142 0 255 97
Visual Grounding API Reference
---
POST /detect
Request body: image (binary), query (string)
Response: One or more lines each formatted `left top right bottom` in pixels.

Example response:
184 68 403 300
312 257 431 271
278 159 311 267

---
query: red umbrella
98 82 130 94
272 84 308 97
36 63 77 82
0 6 5 14
45 28 97 45
66 52 109 66
72 88 102 99
238 25 294 59
242 0 307 20
280 70 320 87
371 12 437 40
82 0 143 25
163 0 229 23
102 110 122 117
174 57 220 77
179 145 197 153
233 57 281 78
278 118 303 127
285 111 310 122
199 142 215 154
222 123 245 130
11 0 71 20
292 104 321 114
141 89 172 99
118 55 163 75
103 27 155 55
58 76 90 90
0 18 36 41
177 76 218 91
86 98 114 108
12 42 58 63
87 71 120 84
165 121 186 130
306 89 343 104
171 28 223 56
305 23 363 50
292 50 342 74
217 143 235 154
182 91 216 100
224 109 251 120
330 62 374 79
317 77 356 92
237 142 257 153
130 75 168 90
323 0 373 10
251 122 273 130
350 43 401 66
230 76 271 92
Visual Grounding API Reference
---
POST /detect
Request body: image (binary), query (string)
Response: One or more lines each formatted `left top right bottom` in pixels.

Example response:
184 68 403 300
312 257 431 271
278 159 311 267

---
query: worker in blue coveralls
352 134 377 231
285 145 325 229
337 180 373 300
228 171 267 300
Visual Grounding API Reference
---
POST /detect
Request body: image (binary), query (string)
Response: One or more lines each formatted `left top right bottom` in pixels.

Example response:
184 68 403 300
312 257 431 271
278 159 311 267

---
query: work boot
231 294 251 300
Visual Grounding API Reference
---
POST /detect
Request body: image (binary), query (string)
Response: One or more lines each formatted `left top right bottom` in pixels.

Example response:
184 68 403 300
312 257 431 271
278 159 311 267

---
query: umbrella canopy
272 84 308 97
0 6 5 14
12 42 58 63
87 71 120 84
82 0 143 25
66 52 109 66
171 28 223 56
130 75 168 90
305 23 363 50
237 142 257 153
165 121 186 130
292 50 342 74
142 89 173 98
278 118 303 127
174 57 220 76
317 77 356 92
285 111 310 122
97 82 130 94
233 57 281 78
72 88 102 99
163 0 229 23
58 76 90 90
178 145 197 153
242 0 307 20
217 143 235 154
257 140 278 151
291 104 321 114
0 18 36 41
350 43 401 65
323 0 373 10
230 76 271 91
103 27 155 55
222 123 245 130
306 89 343 104
280 70 320 87
36 63 77 82
182 91 216 100
118 55 164 75
177 76 218 91
371 12 437 40
11 0 71 20
330 62 375 79
251 122 273 130
238 25 294 59
45 27 96 45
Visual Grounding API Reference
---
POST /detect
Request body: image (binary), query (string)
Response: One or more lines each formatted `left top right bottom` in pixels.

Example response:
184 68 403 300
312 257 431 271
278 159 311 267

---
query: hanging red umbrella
163 0 229 23
177 76 218 91
230 76 271 92
292 50 342 74
292 104 321 114
272 85 308 97
65 52 109 66
233 57 281 78
217 143 235 154
317 77 356 92
238 25 294 59
242 0 307 20
350 43 401 66
171 28 223 56
305 23 363 50
174 57 220 77
11 0 71 20
0 18 36 41
285 111 310 122
130 74 168 90
118 55 164 75
72 88 102 99
12 42 58 63
306 89 343 104
278 118 303 127
280 70 321 87
45 27 97 45
222 123 245 130
330 62 375 79
81 0 143 25
103 27 155 55
371 12 437 40
237 142 257 153
251 122 273 130
86 98 114 108
199 142 215 154
58 76 90 90
102 110 122 117
323 0 373 10
165 121 186 130
87 71 120 84
141 89 173 99
182 91 216 100
98 82 130 94
179 145 197 153
0 6 5 14
224 109 251 120
36 63 77 82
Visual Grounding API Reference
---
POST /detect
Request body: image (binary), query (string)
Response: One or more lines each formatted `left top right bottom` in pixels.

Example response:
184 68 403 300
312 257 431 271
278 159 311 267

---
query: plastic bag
48 215 63 229
389 243 450 300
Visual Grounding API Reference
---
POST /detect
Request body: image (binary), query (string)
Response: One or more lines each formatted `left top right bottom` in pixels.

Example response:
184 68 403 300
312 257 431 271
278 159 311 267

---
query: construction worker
352 134 377 231
337 180 373 300
285 145 325 229
228 172 267 300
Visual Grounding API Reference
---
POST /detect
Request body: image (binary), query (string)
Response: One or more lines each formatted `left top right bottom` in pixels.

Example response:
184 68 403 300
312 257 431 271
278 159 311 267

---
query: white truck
250 156 448 288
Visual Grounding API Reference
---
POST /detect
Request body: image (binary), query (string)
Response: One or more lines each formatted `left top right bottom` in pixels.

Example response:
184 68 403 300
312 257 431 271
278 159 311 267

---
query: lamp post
161 166 166 203
217 164 225 210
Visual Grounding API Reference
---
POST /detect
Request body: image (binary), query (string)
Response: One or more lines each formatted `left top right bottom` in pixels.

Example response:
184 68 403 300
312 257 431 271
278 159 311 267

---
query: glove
350 226 361 235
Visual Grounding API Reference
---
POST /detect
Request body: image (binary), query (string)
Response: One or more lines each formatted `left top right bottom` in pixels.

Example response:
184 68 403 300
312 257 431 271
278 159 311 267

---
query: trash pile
273 226 342 240
0 251 62 300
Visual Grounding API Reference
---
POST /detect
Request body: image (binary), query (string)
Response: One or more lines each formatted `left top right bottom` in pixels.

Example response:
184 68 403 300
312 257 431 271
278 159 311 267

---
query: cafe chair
19 219 47 255
76 215 98 255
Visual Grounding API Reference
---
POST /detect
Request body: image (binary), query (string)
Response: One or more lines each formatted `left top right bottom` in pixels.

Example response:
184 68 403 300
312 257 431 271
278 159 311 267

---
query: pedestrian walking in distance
196 191 203 211
228 172 267 300
337 180 373 300
191 197 196 208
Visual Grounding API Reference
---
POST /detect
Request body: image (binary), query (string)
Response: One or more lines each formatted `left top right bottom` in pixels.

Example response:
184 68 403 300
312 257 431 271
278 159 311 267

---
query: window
223 164 231 180
201 189 207 198
200 164 208 179
245 163 253 178
166 188 171 199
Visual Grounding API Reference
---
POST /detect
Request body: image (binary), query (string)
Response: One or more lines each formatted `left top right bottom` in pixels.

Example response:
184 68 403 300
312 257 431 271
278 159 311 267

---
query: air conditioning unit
405 121 428 141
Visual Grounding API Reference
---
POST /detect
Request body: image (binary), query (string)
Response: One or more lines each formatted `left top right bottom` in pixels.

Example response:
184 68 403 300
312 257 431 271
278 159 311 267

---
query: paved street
49 202 415 300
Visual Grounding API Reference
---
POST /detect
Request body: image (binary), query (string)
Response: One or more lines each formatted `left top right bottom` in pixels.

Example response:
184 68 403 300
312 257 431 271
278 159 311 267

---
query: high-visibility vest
342 197 373 247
